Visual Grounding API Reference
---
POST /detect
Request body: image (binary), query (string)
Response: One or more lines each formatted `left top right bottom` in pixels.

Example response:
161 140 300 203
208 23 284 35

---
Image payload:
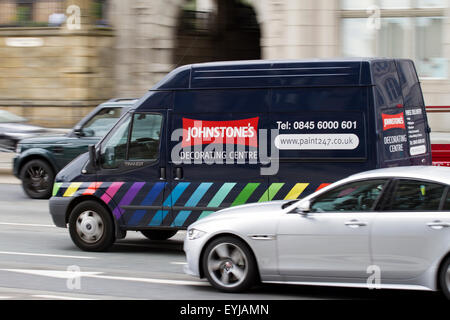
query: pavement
0 152 20 184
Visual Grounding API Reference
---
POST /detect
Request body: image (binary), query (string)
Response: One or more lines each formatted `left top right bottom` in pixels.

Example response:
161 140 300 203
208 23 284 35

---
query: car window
128 113 162 161
444 190 450 211
82 107 123 137
310 179 387 213
385 180 446 211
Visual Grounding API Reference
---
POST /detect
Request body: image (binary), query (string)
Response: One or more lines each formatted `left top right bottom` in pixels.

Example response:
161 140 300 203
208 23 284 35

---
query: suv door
277 179 388 280
371 179 450 280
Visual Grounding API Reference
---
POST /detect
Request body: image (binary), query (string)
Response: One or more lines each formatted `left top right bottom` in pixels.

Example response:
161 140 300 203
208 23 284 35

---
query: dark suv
13 98 137 199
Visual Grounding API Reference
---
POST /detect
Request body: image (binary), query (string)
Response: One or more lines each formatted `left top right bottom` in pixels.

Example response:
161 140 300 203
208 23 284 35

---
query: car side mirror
293 200 311 215
73 127 84 137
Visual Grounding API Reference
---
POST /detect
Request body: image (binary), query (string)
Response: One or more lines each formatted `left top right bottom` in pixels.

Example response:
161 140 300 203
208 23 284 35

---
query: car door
277 179 389 280
371 179 450 280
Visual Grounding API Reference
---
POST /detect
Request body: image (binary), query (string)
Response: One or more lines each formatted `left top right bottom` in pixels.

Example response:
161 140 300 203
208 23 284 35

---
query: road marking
0 222 55 228
33 295 96 300
89 274 208 286
170 261 187 265
0 269 103 279
0 251 96 260
1 268 208 287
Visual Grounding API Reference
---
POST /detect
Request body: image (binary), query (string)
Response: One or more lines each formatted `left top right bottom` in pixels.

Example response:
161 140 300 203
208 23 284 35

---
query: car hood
0 122 46 134
196 200 291 224
18 134 69 145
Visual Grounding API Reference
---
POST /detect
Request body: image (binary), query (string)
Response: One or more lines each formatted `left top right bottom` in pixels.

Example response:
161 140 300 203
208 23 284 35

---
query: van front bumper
49 196 71 228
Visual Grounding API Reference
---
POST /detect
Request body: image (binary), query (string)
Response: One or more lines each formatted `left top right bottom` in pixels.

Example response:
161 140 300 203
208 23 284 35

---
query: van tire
202 236 258 293
141 230 177 241
20 159 54 199
439 256 450 300
68 200 115 252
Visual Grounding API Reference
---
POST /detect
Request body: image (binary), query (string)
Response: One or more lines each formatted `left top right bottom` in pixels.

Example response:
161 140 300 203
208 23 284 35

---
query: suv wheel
68 200 115 252
20 159 54 199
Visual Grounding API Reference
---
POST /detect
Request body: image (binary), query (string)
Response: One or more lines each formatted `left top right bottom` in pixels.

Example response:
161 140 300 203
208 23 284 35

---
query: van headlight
187 228 206 240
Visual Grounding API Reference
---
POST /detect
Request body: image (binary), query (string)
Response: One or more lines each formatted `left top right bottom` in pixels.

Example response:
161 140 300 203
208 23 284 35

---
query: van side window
128 113 162 161
310 179 387 213
385 180 446 211
100 115 131 169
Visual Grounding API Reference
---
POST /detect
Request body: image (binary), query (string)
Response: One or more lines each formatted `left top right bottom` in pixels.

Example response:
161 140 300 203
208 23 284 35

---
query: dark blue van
49 59 432 251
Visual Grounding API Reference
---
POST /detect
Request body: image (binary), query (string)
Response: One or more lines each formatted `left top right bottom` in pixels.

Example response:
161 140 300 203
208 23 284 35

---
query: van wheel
202 236 258 293
439 256 450 300
68 201 115 252
20 159 54 199
141 230 177 240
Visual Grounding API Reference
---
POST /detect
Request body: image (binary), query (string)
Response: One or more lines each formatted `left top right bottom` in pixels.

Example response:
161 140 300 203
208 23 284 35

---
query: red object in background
431 144 450 167
427 106 450 167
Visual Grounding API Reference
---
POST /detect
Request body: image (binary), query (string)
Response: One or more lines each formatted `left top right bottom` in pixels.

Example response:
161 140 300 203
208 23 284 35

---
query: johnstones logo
182 117 259 147
382 112 405 131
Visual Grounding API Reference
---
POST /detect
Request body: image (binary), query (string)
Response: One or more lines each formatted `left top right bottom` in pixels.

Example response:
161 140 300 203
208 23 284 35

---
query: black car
0 110 48 152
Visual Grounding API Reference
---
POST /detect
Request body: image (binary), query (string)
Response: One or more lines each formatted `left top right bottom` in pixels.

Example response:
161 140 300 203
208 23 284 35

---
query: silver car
184 166 450 298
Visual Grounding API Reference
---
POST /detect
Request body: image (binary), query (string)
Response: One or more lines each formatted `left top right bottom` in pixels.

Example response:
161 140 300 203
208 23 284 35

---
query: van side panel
268 86 375 199
373 59 431 167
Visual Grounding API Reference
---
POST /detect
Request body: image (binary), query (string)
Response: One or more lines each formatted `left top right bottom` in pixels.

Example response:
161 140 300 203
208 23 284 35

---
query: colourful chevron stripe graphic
52 180 329 227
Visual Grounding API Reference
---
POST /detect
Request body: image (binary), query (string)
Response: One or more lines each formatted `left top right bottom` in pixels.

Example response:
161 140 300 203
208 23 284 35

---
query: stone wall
0 27 114 127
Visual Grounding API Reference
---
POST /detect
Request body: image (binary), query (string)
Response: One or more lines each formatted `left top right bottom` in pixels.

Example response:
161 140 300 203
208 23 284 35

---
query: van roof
152 58 412 90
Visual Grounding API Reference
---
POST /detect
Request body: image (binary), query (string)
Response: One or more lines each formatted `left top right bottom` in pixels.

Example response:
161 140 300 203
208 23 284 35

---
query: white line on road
0 222 55 228
1 268 208 287
32 295 96 300
0 251 96 260
170 262 187 265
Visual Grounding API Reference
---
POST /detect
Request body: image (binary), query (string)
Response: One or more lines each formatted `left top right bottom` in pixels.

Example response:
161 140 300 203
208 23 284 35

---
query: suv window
310 179 387 213
82 107 123 137
386 180 446 211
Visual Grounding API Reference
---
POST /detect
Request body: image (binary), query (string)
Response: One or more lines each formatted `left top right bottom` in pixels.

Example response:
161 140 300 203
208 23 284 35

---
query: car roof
348 166 450 185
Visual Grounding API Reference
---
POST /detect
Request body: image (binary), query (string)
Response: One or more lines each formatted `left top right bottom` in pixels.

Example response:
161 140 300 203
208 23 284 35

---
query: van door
96 110 169 229
165 89 270 228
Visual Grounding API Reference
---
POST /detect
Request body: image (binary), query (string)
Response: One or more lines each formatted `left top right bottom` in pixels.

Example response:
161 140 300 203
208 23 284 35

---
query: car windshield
0 110 26 123
81 107 124 137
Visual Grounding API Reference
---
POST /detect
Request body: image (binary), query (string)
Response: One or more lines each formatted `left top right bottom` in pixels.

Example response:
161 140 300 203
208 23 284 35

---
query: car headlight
15 144 22 153
187 228 206 240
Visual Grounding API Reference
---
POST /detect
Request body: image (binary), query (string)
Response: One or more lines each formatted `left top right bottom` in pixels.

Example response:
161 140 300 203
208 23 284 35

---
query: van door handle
427 221 450 230
345 219 367 228
159 167 166 180
174 167 183 180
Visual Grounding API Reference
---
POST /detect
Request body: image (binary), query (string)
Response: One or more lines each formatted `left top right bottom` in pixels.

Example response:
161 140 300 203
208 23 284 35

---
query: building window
340 0 447 78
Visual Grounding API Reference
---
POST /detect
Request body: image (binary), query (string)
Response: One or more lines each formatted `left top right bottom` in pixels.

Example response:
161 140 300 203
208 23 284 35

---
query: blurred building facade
0 0 449 127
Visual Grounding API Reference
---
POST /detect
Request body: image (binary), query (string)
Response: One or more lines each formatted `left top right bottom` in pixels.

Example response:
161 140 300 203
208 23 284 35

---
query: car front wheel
439 256 450 300
202 236 258 293
68 200 115 252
